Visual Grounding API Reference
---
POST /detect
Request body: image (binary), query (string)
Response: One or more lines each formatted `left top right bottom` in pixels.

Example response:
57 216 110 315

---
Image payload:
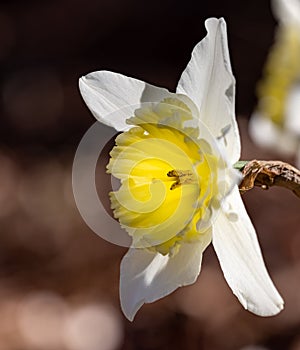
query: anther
167 169 194 190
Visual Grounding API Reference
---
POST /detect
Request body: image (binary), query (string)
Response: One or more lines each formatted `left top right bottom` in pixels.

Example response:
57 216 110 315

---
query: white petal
79 71 172 131
212 186 284 316
176 18 240 163
120 235 211 321
249 112 298 156
249 112 281 149
272 0 300 26
286 84 300 136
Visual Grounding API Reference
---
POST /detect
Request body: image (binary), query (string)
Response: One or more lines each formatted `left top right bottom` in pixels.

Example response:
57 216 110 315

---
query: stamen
167 169 195 190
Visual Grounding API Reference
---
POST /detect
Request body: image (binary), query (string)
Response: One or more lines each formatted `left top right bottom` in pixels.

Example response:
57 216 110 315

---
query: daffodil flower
79 18 284 321
250 0 300 167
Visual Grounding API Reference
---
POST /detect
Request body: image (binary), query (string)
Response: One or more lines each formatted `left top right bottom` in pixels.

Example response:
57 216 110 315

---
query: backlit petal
120 234 211 321
176 18 240 163
79 71 172 131
212 186 284 316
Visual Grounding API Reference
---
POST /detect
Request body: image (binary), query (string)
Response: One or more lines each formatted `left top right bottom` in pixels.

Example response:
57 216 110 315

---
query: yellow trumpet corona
107 98 219 256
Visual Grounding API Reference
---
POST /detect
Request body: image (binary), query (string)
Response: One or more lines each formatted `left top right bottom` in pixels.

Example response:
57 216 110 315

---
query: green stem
233 160 249 171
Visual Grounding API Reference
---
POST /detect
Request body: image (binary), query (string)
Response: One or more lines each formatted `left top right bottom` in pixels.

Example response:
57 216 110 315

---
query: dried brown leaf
239 160 300 198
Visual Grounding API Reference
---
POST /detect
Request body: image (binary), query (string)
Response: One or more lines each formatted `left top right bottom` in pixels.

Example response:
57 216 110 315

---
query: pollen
167 169 195 190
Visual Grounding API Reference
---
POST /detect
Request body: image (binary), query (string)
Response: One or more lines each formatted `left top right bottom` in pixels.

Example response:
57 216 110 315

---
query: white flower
272 0 300 26
79 18 284 321
250 0 300 167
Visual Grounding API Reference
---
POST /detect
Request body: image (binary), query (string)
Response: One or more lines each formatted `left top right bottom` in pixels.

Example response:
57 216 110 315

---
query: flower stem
234 160 300 199
233 161 249 171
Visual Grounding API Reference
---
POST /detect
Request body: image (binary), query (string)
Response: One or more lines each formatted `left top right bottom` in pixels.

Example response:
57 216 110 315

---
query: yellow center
107 98 220 255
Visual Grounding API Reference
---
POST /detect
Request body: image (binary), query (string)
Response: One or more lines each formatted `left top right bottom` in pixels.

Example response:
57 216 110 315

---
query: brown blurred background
0 0 300 349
